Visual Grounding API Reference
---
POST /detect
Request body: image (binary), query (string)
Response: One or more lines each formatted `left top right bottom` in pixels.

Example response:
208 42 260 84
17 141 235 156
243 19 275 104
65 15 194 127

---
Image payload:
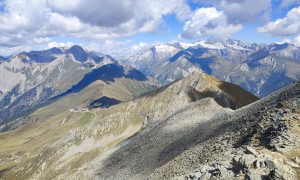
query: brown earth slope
0 72 258 179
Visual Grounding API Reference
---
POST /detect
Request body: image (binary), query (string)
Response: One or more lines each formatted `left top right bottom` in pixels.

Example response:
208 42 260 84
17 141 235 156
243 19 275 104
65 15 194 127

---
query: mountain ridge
121 38 300 97
96 75 300 180
0 45 153 130
0 71 259 179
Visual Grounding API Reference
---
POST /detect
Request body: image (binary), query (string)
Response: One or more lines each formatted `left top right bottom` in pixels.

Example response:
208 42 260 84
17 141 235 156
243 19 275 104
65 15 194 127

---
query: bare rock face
0 46 157 132
0 46 116 127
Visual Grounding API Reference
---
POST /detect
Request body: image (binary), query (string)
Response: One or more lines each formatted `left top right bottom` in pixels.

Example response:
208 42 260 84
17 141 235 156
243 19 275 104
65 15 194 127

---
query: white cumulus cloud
193 0 271 24
48 41 74 48
0 0 191 47
181 7 242 39
258 6 300 36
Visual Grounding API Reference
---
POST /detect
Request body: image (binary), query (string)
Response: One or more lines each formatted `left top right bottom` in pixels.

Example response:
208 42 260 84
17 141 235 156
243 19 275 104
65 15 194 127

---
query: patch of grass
77 112 94 126
218 81 259 107
0 160 16 177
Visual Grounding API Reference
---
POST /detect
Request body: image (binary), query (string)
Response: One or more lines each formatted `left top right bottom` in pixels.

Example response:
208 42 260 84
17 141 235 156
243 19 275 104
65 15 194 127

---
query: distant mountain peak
67 45 87 52
51 62 149 100
65 45 90 62
6 45 115 65
0 55 6 62
205 37 224 44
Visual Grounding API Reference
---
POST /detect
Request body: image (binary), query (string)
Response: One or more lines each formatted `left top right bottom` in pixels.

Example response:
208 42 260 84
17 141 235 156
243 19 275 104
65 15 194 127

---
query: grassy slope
0 72 257 179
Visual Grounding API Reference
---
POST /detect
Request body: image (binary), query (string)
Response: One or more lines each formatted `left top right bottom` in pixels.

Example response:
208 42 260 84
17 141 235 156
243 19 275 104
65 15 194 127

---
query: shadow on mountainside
51 63 147 100
98 109 238 178
98 80 300 179
90 96 121 108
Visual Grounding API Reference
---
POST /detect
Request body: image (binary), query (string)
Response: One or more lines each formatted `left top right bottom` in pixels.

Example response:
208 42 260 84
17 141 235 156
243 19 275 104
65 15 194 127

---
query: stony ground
0 73 295 180
151 80 300 180
95 80 300 180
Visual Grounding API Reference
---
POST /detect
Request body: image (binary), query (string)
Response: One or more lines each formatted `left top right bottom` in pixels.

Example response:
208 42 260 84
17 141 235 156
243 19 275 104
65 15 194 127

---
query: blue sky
0 0 299 56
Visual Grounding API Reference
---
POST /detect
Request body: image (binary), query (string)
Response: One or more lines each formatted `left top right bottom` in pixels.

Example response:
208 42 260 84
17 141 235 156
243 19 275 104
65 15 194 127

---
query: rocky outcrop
152 80 300 180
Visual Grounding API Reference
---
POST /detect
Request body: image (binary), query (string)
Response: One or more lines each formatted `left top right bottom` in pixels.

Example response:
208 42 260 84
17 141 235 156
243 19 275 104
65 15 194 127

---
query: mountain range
0 45 156 131
0 71 258 178
0 70 299 179
0 40 299 179
122 39 300 97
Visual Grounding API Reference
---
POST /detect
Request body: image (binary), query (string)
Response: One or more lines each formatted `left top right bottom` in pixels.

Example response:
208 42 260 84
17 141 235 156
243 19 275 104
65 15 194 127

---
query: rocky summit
95 77 300 180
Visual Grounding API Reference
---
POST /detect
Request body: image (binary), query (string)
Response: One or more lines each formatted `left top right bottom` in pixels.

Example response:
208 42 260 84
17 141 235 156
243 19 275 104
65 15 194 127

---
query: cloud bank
0 0 191 48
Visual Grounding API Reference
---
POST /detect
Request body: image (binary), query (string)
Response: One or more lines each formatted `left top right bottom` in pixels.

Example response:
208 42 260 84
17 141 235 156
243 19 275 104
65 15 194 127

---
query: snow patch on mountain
155 44 178 53
240 64 249 72
227 43 250 51
180 41 225 50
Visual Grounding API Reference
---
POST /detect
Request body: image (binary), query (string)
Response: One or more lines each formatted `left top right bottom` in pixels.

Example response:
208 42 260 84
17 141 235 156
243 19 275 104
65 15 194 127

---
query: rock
193 171 202 178
188 174 196 179
219 166 229 176
231 156 249 175
208 168 221 177
246 146 259 157
200 165 211 173
286 160 300 168
268 170 283 179
248 169 262 180
243 154 256 166
294 157 300 164
254 158 265 168
264 160 276 170
200 172 211 179
275 102 284 108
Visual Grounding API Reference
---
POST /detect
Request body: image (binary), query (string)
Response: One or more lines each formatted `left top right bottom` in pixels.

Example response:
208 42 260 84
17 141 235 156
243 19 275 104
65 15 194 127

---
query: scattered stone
193 171 202 178
248 169 262 180
264 160 276 170
208 168 221 177
294 157 300 164
254 158 265 168
200 172 211 179
276 102 284 108
246 154 256 162
246 146 259 157
286 160 300 168
268 170 283 179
